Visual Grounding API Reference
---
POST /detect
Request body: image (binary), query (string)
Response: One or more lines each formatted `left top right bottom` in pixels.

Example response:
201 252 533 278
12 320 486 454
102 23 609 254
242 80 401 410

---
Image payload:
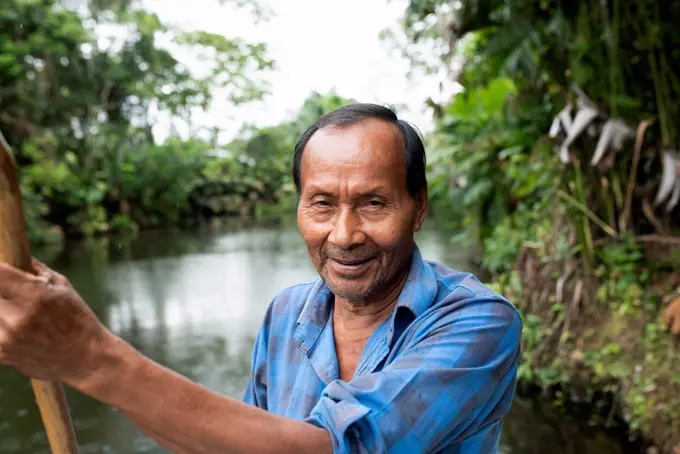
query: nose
328 206 365 250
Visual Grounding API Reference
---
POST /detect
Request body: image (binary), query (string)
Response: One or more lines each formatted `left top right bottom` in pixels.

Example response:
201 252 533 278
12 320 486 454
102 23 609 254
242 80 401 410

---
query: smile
328 257 375 275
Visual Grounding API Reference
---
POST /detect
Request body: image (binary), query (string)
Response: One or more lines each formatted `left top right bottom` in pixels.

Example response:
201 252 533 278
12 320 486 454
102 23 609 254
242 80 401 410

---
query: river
0 220 644 453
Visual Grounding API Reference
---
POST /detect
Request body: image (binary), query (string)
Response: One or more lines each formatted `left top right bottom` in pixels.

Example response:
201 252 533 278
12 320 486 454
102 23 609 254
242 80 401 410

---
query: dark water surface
0 221 642 453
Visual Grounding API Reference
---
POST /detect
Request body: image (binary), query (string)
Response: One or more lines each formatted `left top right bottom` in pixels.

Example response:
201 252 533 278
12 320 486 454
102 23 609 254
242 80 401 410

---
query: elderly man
0 104 522 453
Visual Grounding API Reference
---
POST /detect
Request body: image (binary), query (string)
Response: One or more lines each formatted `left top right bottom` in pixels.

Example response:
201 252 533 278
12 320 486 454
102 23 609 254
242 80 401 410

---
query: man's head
293 103 428 304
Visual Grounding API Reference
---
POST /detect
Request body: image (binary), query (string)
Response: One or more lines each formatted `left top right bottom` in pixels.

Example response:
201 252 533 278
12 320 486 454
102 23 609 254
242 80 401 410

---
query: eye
365 199 386 209
311 199 332 208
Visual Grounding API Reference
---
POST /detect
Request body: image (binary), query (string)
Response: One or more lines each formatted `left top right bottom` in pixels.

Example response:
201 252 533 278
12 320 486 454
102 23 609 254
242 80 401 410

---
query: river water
0 220 643 453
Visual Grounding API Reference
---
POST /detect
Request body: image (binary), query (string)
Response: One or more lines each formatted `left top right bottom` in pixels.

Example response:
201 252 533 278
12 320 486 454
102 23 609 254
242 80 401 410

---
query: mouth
331 257 373 266
327 256 375 276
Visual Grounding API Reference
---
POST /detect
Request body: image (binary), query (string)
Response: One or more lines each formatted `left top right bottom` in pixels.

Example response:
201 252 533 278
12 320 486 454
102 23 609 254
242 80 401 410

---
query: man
0 104 522 453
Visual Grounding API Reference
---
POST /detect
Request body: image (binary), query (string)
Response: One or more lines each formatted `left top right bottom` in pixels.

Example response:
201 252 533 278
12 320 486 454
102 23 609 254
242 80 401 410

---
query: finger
31 257 70 287
0 295 22 329
30 257 48 275
0 262 43 299
0 301 21 363
30 258 54 284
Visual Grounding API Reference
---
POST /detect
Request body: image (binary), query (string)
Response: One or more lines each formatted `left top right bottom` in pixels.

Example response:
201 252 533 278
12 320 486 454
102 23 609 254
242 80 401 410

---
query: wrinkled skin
296 118 428 306
0 258 109 385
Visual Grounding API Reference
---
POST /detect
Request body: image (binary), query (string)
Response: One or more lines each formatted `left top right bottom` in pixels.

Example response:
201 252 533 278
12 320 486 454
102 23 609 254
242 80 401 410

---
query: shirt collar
294 243 438 354
392 244 439 319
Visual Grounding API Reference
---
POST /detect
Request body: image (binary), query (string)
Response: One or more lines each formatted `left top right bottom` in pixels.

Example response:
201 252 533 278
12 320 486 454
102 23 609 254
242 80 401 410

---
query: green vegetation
395 1 680 451
1 0 352 245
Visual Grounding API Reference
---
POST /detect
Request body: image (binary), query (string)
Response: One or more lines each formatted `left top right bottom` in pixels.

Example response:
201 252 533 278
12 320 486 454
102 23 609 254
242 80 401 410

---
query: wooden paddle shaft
0 131 79 453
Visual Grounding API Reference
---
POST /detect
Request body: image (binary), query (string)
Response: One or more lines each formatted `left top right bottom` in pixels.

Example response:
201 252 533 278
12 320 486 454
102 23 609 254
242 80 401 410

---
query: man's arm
0 260 331 454
73 334 332 454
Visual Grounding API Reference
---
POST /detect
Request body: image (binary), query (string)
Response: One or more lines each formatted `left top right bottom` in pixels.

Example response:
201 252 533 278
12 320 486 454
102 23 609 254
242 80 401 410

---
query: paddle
0 129 80 453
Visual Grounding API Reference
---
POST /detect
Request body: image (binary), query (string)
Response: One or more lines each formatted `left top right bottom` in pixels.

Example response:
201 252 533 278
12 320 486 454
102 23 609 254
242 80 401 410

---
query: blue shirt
243 245 523 453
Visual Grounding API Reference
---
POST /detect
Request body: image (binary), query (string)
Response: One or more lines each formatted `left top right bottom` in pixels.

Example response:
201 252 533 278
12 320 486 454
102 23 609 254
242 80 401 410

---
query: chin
324 276 378 302
330 287 370 302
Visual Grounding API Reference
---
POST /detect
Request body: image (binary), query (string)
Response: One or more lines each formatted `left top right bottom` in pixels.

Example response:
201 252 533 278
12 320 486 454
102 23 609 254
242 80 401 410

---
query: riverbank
483 231 680 453
26 192 300 249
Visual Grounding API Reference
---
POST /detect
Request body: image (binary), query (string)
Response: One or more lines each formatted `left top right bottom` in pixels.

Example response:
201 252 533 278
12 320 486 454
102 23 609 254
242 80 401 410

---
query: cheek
297 211 328 252
366 220 413 255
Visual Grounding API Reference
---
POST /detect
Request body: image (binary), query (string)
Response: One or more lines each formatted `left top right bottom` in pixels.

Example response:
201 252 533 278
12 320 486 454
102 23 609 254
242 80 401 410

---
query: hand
0 258 111 384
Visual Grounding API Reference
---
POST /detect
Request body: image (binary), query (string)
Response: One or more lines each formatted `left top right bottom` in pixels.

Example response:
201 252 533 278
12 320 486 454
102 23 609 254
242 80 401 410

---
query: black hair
292 103 427 198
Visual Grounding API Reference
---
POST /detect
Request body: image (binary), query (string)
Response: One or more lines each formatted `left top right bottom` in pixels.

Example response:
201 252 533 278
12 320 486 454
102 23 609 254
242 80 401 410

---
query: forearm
127 417 194 454
69 333 332 454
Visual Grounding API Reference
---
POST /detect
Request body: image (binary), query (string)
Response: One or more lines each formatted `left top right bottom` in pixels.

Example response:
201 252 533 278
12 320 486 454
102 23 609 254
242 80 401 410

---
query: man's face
296 118 428 303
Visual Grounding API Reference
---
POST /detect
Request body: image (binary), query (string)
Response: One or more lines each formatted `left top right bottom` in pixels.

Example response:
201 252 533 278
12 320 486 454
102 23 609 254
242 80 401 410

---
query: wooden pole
0 129 80 453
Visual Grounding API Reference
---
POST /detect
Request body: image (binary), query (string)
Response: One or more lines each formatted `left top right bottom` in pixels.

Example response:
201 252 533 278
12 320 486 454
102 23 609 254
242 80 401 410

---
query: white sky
137 0 455 143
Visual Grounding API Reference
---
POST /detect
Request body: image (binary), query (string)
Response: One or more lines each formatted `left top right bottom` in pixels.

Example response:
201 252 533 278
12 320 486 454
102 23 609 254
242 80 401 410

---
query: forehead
299 118 407 192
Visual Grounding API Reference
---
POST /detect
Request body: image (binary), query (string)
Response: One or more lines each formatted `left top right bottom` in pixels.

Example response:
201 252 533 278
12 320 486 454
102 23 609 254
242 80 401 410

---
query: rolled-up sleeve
304 298 522 453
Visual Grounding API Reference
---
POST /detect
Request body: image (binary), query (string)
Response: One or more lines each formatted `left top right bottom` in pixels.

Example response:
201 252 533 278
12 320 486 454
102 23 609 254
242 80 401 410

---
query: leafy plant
397 1 680 450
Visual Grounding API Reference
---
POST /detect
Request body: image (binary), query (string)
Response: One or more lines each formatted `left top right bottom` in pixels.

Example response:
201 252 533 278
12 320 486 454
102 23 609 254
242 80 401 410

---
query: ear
412 188 429 232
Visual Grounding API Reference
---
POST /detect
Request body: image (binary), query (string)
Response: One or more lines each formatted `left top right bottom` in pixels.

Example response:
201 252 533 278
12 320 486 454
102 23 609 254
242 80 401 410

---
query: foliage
0 0 276 243
397 0 680 285
397 0 680 450
427 75 558 244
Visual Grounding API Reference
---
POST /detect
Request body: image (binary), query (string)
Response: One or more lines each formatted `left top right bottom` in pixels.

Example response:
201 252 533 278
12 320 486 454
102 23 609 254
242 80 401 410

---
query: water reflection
0 220 639 453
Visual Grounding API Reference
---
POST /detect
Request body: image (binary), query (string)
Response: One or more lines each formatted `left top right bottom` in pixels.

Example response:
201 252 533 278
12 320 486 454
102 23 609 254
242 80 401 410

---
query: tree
0 0 273 238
